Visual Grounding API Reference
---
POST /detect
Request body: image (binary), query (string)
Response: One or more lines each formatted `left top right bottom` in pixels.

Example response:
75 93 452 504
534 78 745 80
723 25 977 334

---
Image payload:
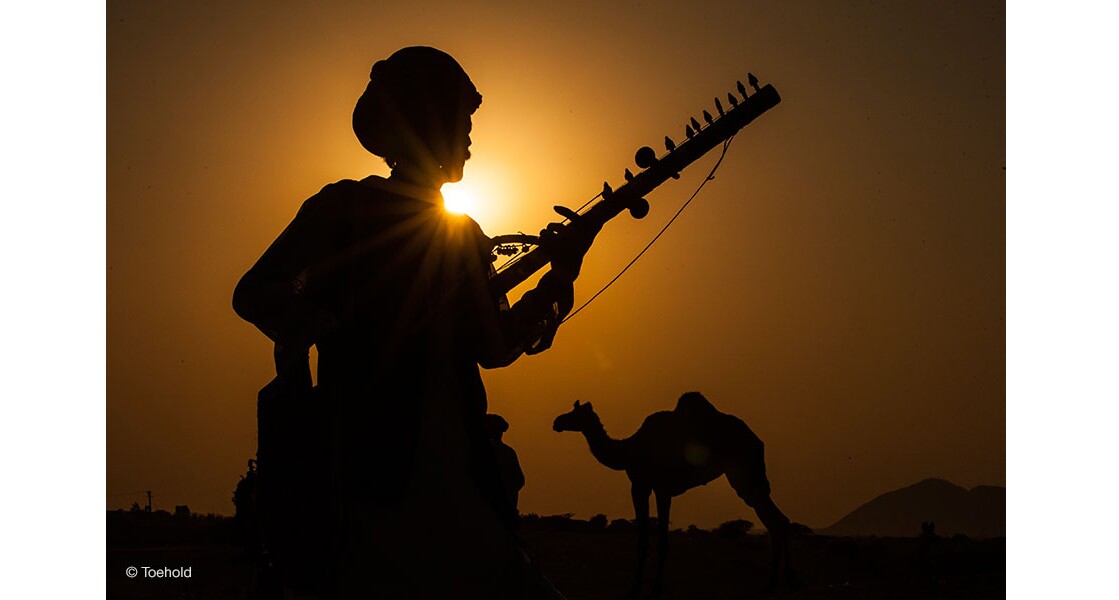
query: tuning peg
714 97 725 116
727 92 739 107
624 168 634 182
737 80 748 98
690 116 701 131
748 72 760 93
664 136 676 152
703 110 714 125
628 198 650 219
602 181 614 199
634 146 657 169
685 124 694 139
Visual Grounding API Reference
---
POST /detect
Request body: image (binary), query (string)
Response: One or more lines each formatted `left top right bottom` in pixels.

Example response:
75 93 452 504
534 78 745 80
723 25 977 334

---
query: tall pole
146 490 152 513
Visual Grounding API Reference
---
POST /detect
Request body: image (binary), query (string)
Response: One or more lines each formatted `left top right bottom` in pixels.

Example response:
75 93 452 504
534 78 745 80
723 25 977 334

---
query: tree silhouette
715 519 754 538
589 513 608 531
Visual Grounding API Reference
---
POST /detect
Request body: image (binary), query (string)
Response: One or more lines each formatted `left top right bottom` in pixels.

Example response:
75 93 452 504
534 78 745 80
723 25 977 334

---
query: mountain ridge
821 477 1005 538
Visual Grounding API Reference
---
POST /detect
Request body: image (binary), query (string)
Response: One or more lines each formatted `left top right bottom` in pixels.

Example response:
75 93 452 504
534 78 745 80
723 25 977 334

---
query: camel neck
581 420 628 471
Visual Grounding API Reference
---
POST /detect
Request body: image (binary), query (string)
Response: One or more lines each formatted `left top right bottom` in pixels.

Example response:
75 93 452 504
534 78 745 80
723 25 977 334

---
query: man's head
484 413 509 441
352 47 481 185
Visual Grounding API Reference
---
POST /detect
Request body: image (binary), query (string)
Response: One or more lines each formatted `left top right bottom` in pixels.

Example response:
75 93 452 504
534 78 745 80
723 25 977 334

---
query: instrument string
561 134 737 324
492 192 604 273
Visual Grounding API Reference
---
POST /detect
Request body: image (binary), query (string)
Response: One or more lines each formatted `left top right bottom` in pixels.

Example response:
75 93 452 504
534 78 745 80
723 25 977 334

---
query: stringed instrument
489 74 781 295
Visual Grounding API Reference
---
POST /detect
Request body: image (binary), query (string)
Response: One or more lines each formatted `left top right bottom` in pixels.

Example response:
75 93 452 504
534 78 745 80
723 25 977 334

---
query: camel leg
725 468 791 590
754 494 792 590
652 492 671 599
630 484 651 600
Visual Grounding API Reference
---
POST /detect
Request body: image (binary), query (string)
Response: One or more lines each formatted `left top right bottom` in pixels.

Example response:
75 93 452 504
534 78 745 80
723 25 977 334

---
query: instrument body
491 82 781 295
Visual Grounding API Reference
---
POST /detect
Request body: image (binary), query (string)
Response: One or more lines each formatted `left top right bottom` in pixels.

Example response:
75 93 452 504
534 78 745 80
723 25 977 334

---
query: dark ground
107 511 1004 599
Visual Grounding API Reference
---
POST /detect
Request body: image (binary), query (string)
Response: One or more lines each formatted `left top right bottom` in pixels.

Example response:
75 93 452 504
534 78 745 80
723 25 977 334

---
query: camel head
552 400 600 433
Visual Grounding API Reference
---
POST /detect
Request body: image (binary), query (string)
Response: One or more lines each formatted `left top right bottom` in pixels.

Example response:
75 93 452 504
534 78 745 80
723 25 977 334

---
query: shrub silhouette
589 513 608 531
608 518 635 533
715 519 754 538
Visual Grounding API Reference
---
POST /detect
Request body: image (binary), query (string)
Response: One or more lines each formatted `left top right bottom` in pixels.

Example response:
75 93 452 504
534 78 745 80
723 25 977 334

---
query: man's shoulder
296 179 365 212
299 178 421 217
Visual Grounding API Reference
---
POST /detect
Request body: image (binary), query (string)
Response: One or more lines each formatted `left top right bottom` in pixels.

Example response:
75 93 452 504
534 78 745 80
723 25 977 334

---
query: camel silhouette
552 392 792 598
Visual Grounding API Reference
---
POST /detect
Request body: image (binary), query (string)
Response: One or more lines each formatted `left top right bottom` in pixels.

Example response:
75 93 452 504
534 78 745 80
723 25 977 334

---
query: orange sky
107 0 1004 528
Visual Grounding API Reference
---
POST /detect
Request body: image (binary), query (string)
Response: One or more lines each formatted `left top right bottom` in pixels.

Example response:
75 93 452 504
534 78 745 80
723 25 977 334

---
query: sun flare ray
441 182 478 216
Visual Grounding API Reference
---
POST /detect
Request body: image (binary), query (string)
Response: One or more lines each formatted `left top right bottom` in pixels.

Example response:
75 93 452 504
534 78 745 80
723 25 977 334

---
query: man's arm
458 209 603 369
233 188 342 349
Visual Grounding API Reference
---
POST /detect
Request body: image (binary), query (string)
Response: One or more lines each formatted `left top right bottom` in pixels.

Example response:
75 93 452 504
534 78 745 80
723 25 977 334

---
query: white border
1007 2 1119 597
2 2 106 596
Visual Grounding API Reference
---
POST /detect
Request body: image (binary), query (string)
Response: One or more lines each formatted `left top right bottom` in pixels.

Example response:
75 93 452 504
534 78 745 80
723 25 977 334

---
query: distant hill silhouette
822 478 1004 538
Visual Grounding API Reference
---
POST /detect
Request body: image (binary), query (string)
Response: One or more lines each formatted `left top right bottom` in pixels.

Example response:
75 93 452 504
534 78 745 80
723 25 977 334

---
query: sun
436 165 513 232
441 181 479 216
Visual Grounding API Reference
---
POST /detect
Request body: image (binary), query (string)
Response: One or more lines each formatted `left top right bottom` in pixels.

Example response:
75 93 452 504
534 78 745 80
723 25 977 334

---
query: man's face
441 112 472 184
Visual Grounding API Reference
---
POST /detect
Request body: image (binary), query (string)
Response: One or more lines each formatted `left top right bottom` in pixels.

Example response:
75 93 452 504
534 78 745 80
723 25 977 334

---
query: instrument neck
491 84 780 296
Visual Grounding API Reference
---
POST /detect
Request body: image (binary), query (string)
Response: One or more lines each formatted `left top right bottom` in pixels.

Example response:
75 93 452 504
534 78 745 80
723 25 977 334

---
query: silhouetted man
485 413 526 514
234 46 589 599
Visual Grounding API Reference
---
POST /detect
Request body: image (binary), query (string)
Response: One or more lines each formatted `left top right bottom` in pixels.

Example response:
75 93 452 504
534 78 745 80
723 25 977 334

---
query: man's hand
522 270 575 355
541 205 602 282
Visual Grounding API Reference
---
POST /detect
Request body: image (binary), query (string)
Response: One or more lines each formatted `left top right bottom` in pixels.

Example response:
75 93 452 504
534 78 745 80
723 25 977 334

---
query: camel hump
674 392 764 453
674 391 720 419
